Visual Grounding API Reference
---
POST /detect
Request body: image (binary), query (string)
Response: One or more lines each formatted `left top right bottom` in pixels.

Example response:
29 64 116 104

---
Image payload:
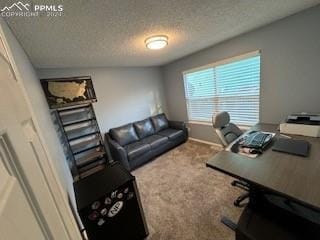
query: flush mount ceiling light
145 35 168 50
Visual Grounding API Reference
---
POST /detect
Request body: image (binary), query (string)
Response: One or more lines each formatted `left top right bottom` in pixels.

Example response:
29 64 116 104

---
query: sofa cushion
157 128 184 141
151 113 169 133
142 135 168 149
110 123 139 146
125 141 151 160
133 118 155 139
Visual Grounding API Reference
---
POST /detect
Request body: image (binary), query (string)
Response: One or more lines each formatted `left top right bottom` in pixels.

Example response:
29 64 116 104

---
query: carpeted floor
133 141 242 240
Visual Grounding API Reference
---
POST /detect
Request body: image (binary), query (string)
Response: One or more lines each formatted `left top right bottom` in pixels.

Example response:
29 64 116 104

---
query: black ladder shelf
54 103 107 181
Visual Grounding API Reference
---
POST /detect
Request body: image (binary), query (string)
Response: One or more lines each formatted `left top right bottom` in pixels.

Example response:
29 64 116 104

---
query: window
183 51 260 126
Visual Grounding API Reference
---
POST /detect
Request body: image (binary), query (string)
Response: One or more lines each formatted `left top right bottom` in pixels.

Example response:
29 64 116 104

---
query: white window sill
188 121 212 126
188 120 252 130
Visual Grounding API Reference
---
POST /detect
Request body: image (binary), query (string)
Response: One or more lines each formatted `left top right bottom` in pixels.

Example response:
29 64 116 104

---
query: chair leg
234 192 250 207
231 180 250 191
221 216 237 231
220 181 250 232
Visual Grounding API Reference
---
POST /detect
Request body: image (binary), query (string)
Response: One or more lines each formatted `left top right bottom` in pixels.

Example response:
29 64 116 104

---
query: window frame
182 50 261 127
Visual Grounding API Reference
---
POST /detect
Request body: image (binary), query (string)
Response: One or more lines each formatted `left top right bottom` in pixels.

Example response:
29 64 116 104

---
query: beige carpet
133 141 242 240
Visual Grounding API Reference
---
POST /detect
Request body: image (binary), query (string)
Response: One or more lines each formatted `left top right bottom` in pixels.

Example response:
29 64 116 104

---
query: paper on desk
225 131 276 159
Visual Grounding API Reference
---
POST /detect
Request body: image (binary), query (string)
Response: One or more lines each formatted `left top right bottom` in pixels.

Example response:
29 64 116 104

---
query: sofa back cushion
151 113 169 133
109 123 139 146
133 118 155 139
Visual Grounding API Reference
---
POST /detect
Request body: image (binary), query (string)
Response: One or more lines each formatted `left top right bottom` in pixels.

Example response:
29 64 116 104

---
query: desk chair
212 111 249 205
212 111 243 147
212 112 250 229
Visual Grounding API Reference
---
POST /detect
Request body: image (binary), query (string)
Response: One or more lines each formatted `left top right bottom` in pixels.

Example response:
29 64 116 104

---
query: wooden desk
206 123 320 210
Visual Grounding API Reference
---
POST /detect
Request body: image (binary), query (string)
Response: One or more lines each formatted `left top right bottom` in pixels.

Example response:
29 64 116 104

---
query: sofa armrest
105 134 130 170
168 120 186 130
168 120 188 139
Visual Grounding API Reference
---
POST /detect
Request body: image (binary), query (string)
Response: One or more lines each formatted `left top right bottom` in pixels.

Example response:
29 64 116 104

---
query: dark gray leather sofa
105 113 188 171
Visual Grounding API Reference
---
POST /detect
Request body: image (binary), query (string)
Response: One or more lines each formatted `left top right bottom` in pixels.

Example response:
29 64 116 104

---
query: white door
0 48 75 239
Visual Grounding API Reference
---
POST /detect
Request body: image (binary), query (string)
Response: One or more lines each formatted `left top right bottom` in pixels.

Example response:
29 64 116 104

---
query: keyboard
241 132 273 149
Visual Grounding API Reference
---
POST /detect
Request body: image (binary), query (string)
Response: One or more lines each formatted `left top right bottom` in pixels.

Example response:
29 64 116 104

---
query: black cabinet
74 162 148 240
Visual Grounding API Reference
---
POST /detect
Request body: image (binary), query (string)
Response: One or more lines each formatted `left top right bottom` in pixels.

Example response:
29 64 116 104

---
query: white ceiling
4 0 320 68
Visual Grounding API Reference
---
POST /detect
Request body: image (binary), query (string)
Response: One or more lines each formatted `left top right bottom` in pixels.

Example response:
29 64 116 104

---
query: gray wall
162 6 320 144
37 67 167 134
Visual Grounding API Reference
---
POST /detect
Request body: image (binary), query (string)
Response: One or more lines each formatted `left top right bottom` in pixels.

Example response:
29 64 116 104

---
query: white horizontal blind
183 53 260 126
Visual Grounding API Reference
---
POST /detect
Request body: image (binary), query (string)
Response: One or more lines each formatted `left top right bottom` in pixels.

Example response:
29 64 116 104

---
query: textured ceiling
4 0 320 68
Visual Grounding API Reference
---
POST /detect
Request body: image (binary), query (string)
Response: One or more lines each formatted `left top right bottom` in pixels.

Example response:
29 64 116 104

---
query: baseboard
189 137 223 150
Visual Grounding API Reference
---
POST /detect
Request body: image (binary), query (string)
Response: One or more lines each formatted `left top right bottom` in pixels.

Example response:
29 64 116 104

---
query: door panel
0 49 73 238
0 178 44 240
0 135 45 240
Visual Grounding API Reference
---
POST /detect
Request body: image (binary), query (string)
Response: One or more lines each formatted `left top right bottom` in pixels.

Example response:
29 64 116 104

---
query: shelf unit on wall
53 103 108 181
